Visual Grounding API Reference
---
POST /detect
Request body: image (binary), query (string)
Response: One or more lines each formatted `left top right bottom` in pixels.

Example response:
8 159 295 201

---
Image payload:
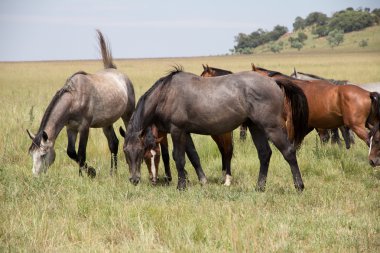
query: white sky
0 0 379 61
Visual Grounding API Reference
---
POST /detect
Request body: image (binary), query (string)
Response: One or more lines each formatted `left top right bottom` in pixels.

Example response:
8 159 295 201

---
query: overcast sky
0 0 379 61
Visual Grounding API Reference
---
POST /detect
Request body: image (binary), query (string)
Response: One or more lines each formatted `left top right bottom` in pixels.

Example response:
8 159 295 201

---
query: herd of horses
27 31 380 191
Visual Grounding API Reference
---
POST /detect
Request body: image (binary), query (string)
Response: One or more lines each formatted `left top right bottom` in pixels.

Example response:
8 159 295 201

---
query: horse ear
251 63 257 71
119 127 126 137
293 67 298 78
202 64 206 70
26 129 35 140
155 137 164 143
42 131 49 142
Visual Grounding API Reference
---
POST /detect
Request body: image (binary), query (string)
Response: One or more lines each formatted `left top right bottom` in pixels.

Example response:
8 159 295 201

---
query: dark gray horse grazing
27 30 135 177
121 67 309 191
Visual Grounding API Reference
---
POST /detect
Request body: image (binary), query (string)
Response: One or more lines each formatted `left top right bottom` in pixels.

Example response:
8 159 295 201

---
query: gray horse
27 30 135 177
122 67 309 191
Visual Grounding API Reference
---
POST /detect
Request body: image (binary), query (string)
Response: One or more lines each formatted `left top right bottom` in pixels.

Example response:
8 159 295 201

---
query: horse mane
256 67 290 79
296 71 348 85
127 66 183 134
208 67 233 75
37 71 87 133
96 29 116 69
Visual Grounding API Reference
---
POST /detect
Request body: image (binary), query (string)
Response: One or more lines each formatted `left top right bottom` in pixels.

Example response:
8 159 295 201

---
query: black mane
127 66 183 134
209 67 233 75
256 67 293 79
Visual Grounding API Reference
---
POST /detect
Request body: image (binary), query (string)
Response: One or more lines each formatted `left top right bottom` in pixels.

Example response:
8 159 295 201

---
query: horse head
200 64 214 77
27 130 56 176
119 127 144 185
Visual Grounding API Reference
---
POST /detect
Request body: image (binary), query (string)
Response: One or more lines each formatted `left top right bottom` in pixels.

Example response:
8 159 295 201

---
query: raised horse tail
96 29 117 69
275 79 309 147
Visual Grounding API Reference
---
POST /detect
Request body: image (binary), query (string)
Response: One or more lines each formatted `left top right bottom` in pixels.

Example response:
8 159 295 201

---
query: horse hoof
223 175 232 186
87 166 96 178
199 177 207 185
255 186 265 192
177 178 187 191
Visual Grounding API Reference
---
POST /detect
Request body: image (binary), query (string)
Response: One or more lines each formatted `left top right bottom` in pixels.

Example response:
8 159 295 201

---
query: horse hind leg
102 125 119 176
339 126 351 149
261 123 304 191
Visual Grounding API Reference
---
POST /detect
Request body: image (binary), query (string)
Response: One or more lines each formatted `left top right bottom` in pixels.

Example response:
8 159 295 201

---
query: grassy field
0 50 380 252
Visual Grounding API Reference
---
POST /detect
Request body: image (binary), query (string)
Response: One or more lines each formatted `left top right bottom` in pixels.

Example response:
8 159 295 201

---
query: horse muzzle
369 157 380 167
129 176 140 185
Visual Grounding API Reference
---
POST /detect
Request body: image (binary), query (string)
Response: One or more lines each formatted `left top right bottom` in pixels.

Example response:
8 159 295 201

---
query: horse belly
90 94 128 127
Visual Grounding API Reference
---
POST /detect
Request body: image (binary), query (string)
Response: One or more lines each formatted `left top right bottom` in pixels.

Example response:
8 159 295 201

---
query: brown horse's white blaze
27 30 135 177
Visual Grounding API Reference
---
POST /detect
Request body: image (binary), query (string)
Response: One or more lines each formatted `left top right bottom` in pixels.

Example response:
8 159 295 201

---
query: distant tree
312 25 329 37
372 8 380 24
297 32 308 43
329 9 375 32
327 30 344 48
293 16 306 31
359 39 369 48
269 42 283 53
305 12 328 26
290 40 303 51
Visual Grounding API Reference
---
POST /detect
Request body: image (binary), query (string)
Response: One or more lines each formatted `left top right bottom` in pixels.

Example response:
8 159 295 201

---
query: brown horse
27 30 135 177
291 67 354 149
252 64 380 166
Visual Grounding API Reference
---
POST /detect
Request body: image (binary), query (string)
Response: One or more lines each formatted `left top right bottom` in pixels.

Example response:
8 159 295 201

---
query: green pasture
0 50 379 252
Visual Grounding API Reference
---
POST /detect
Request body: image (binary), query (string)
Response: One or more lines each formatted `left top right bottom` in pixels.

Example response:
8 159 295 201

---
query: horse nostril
369 159 376 167
129 177 140 185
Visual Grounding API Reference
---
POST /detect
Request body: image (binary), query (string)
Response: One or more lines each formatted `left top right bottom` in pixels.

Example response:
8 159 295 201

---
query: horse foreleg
185 134 207 184
171 128 188 190
66 128 78 161
350 125 369 146
160 134 172 183
211 133 233 186
78 128 95 178
103 125 119 176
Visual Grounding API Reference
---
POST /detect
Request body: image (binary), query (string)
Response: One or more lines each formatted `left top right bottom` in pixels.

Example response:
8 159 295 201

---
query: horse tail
96 29 116 69
275 79 309 147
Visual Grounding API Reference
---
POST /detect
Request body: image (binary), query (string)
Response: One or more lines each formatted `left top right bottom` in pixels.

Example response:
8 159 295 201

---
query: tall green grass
0 50 379 252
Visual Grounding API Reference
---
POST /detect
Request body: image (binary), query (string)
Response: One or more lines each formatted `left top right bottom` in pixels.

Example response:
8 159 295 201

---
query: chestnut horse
291 67 354 149
121 67 309 191
252 64 380 166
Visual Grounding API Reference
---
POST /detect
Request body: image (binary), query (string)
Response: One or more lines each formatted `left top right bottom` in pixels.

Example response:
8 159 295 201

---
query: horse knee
67 148 77 161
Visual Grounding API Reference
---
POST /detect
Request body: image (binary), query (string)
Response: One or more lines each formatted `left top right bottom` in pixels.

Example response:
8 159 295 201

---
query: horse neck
39 94 72 142
128 86 162 134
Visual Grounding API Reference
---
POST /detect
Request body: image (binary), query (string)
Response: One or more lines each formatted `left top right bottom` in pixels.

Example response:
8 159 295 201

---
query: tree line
233 7 380 54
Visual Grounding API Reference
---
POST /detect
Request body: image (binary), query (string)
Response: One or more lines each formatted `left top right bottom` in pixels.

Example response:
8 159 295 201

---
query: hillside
252 25 380 54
